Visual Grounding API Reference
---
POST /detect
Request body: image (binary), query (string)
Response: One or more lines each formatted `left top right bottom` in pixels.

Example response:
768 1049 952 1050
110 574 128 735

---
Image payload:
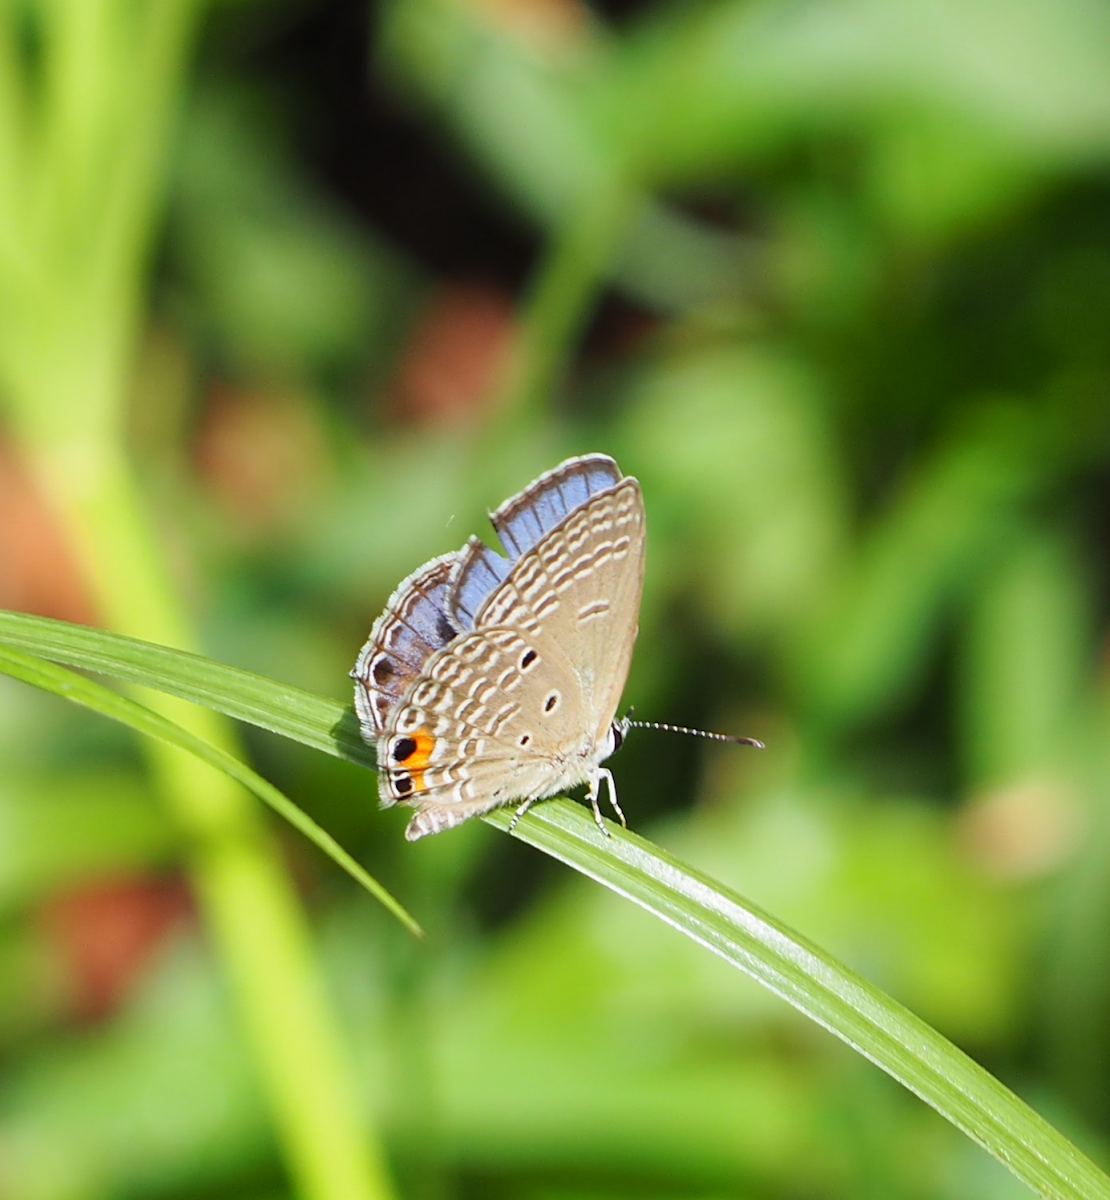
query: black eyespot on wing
392 736 417 762
520 648 537 669
372 657 395 684
519 733 531 746
544 693 559 713
610 724 623 752
436 615 458 645
394 774 414 797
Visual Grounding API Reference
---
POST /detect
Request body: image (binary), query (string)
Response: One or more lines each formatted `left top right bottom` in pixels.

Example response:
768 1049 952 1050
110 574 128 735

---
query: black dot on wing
372 657 395 684
392 736 417 762
520 648 537 669
436 615 458 644
394 774 414 796
544 693 559 713
519 733 531 746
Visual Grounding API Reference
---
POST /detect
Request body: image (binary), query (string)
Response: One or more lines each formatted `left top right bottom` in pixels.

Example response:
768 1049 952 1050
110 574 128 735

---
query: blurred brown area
194 382 328 531
38 875 193 1022
0 440 96 625
385 281 515 426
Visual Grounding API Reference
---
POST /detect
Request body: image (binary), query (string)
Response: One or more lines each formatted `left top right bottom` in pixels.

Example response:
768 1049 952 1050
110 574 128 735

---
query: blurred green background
2 0 1110 1197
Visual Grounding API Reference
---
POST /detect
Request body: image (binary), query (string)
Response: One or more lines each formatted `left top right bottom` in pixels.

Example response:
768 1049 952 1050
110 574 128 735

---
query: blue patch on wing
448 453 624 627
352 551 462 736
451 536 513 628
392 569 456 658
492 453 621 559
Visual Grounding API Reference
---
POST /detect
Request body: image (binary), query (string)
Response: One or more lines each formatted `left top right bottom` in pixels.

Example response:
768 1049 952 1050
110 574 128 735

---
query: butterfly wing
356 455 625 735
378 628 593 838
460 475 645 745
449 453 623 623
380 476 645 839
351 551 462 737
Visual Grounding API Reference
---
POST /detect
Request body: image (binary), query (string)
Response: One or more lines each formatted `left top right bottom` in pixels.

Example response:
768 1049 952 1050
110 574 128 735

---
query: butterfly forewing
449 453 622 625
473 478 644 744
489 453 622 558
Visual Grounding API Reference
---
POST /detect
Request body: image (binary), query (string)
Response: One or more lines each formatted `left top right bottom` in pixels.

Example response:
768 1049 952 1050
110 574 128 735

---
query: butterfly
352 453 759 840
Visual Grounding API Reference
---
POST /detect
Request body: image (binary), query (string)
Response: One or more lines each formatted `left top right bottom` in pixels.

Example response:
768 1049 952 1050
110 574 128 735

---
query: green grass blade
0 637 421 937
0 610 1107 1198
0 608 371 765
484 803 1110 1200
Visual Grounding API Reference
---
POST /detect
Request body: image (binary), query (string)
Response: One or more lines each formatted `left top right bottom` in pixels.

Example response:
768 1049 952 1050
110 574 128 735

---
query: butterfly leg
600 766 627 829
508 794 543 835
585 767 624 837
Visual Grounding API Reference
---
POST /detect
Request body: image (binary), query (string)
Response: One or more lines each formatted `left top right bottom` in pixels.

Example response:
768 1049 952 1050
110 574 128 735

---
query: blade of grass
0 1 401 1192
0 607 371 762
0 640 420 936
486 803 1110 1200
1 609 1108 1197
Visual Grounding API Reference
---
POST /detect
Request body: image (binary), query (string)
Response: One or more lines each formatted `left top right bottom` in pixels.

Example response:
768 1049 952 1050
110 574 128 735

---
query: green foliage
2 0 1110 1198
0 612 1106 1199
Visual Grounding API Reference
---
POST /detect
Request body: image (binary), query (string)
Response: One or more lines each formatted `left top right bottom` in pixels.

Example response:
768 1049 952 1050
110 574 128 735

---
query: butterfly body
352 454 644 840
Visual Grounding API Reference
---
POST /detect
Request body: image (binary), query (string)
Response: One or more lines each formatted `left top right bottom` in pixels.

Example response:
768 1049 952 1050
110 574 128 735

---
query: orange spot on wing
405 728 436 792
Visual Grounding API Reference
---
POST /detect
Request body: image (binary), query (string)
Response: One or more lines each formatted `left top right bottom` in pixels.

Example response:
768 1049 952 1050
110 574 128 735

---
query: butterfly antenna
624 719 764 749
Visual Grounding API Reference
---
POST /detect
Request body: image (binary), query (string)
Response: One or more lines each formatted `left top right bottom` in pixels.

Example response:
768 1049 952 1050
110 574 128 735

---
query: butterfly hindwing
352 551 462 736
378 628 592 838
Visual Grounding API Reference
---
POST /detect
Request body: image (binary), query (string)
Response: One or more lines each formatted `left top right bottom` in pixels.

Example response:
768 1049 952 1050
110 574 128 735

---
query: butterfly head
605 716 629 761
